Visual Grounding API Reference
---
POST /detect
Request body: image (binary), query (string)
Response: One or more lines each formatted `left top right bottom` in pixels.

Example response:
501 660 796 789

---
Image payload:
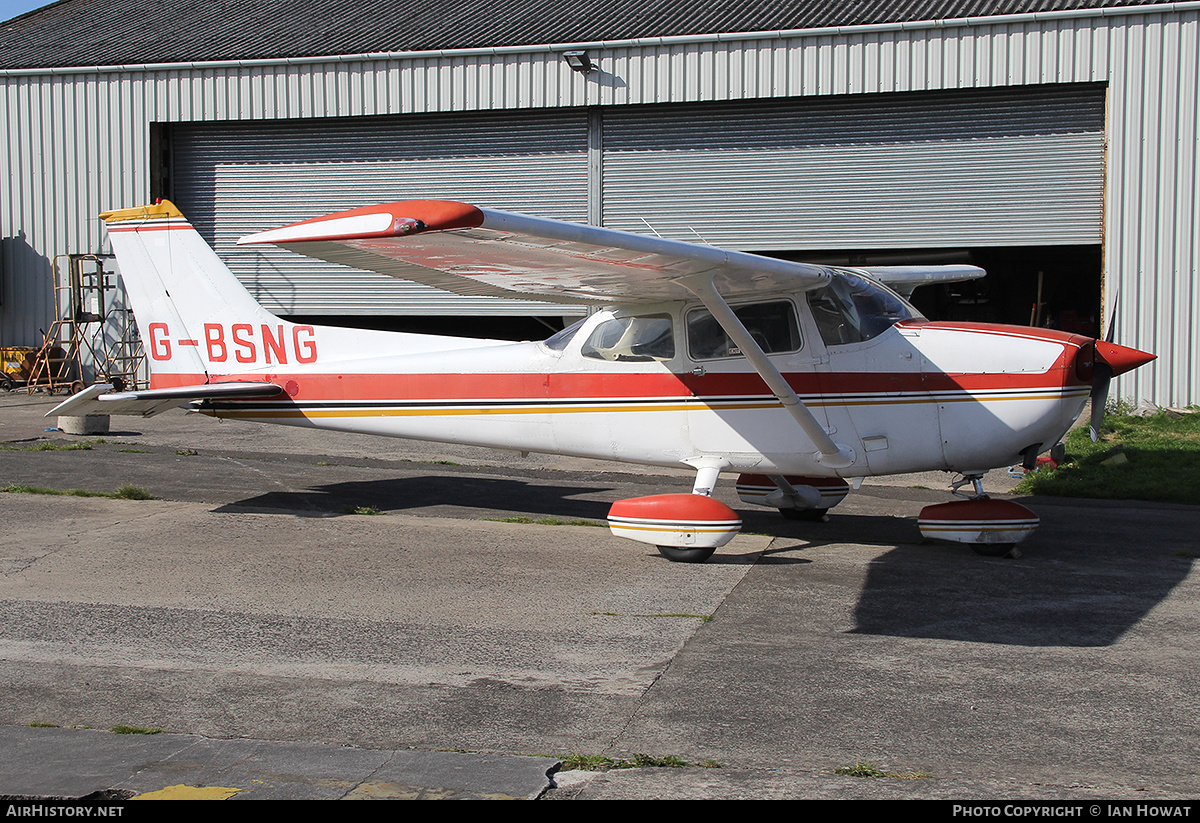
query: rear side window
581 314 675 362
687 301 801 360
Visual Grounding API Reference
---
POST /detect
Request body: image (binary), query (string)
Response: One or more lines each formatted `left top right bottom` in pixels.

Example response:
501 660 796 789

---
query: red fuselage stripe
149 369 1085 400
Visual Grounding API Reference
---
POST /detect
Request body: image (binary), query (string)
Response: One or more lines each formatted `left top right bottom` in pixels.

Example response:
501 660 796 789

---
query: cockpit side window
806 271 922 346
581 314 675 362
687 301 802 360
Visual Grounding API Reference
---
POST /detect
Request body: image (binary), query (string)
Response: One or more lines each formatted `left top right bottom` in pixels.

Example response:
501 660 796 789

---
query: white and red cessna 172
52 199 1155 561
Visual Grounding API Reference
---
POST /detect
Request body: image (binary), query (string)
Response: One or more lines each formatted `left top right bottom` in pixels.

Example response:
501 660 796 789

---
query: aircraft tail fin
101 201 284 382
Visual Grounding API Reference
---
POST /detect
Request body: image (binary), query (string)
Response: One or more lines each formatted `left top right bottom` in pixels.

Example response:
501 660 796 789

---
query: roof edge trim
2 2 1197 76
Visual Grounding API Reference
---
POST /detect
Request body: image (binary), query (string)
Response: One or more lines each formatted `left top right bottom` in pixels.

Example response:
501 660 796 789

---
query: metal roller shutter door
601 85 1105 250
172 109 590 316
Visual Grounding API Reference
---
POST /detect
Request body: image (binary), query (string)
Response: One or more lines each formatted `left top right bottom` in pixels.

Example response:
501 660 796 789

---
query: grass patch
27 722 59 728
2 483 106 497
0 441 93 451
110 725 162 735
340 505 381 515
487 516 605 527
834 761 887 778
1014 411 1200 505
113 485 155 500
2 483 155 500
557 753 719 771
834 761 932 779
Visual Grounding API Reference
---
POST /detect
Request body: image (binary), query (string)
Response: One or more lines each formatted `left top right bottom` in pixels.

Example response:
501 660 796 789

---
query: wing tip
237 200 485 246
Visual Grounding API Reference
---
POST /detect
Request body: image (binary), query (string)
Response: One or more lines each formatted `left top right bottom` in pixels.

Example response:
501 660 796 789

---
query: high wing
48 382 286 419
236 200 834 304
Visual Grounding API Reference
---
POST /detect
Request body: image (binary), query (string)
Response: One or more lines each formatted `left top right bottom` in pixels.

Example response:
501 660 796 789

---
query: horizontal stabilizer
47 382 286 419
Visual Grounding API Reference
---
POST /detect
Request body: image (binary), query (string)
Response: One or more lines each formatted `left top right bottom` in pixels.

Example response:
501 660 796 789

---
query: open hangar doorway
772 245 1102 338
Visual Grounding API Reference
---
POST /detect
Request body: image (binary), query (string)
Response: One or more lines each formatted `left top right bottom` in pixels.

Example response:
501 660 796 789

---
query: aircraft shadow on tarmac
214 476 1193 649
213 474 623 521
846 505 1195 648
213 472 893 547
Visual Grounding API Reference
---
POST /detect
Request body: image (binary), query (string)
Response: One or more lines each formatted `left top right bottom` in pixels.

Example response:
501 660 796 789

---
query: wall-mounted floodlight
563 51 594 73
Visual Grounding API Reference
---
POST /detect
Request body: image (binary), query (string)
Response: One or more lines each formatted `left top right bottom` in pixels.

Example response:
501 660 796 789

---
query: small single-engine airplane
51 199 1155 561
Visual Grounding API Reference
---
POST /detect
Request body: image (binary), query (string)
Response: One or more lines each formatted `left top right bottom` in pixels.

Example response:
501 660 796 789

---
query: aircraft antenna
638 218 663 238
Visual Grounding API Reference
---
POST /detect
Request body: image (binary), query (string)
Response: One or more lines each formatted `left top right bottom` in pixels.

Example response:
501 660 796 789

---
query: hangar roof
0 0 1174 71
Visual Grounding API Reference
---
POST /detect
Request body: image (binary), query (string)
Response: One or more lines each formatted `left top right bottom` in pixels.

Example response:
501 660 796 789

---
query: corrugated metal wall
1104 11 1200 406
172 109 590 315
2 5 1198 403
600 85 1105 249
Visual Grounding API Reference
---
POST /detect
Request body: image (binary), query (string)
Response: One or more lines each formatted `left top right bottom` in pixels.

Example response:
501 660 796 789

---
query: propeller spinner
1086 339 1157 441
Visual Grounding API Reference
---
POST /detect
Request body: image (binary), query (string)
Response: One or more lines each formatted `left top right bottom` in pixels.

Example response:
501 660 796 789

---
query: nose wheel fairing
918 472 1039 554
918 497 1040 548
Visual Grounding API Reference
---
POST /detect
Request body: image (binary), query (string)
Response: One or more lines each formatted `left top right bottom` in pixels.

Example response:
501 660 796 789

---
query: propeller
1086 295 1155 442
1088 350 1114 442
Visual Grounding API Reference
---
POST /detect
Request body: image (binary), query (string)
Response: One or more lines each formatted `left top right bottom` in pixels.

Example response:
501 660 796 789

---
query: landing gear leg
951 472 988 500
652 457 732 562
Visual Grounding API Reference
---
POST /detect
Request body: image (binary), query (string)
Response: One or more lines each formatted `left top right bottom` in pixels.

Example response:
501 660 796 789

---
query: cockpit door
800 271 946 475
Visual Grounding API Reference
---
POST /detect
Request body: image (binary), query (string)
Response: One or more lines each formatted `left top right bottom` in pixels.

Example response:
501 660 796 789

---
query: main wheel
779 507 828 521
657 545 716 563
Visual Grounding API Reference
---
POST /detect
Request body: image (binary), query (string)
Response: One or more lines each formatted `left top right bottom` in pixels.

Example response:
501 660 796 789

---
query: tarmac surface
0 392 1198 800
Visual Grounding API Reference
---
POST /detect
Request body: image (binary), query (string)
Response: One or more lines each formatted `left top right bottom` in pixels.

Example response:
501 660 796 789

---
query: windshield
806 270 924 346
543 318 586 351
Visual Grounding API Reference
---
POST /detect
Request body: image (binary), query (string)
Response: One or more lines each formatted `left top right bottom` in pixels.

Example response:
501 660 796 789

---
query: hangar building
0 0 1196 405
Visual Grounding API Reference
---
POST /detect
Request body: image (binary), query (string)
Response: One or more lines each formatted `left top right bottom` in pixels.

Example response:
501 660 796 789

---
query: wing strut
680 274 855 469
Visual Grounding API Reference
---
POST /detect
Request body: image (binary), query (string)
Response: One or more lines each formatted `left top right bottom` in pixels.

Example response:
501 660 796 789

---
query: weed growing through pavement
2 483 155 500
